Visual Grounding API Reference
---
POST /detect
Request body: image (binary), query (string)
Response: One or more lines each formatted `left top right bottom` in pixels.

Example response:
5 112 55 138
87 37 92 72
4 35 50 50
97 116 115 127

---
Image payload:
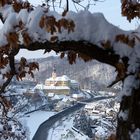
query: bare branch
0 48 19 93
19 40 120 67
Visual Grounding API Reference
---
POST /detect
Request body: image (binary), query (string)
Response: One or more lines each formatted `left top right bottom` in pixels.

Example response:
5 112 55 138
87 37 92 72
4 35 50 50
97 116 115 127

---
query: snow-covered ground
47 114 89 140
46 98 118 140
22 111 56 140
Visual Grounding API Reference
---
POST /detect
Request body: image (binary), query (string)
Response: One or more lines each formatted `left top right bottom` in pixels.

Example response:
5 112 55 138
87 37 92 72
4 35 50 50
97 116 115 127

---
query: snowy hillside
31 56 116 89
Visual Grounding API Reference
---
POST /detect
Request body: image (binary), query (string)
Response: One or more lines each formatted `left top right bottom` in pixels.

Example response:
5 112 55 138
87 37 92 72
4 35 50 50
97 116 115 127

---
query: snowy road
32 96 115 140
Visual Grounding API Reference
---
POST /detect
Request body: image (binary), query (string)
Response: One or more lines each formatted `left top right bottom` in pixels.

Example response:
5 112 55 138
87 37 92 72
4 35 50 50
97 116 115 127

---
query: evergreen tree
73 110 93 138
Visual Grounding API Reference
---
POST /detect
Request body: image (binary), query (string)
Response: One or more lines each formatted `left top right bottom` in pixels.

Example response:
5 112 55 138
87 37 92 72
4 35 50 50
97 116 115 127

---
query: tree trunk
117 82 140 140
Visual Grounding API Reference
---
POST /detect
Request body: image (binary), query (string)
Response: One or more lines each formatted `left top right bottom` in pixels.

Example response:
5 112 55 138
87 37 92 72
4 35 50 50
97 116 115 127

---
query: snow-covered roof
46 75 70 82
5 91 24 96
62 97 73 102
34 84 44 89
70 80 79 84
61 75 70 81
52 95 61 100
44 85 70 90
72 93 84 98
62 97 69 102
15 88 27 94
45 77 55 81
89 115 101 120
95 126 106 137
48 92 55 97
85 103 94 110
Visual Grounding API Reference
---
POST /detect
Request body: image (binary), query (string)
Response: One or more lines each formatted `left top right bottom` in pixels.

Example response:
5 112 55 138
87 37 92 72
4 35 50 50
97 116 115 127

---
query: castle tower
52 64 57 80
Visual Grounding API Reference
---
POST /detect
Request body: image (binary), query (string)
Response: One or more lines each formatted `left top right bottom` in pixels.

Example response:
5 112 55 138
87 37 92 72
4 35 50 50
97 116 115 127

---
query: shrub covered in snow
0 116 29 140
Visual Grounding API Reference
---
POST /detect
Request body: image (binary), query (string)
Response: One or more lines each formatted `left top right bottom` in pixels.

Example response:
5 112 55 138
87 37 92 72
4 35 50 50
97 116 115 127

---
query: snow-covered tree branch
0 0 140 139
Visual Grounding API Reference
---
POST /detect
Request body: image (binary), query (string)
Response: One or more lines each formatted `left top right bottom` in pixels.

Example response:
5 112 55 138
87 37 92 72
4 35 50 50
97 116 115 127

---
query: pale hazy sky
2 0 139 59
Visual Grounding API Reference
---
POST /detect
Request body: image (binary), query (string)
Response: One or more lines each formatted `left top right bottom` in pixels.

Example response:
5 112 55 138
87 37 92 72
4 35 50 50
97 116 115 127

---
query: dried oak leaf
28 71 34 78
67 51 77 64
57 19 75 33
0 56 8 68
0 0 11 7
23 1 31 10
22 32 32 46
78 53 92 62
19 71 27 80
121 0 140 21
57 18 68 31
2 57 8 66
6 32 19 48
50 36 58 43
0 96 12 109
29 62 39 71
39 16 46 29
20 57 27 66
67 20 75 33
60 52 65 59
115 62 126 79
3 72 11 79
101 40 112 49
116 34 135 48
45 16 57 34
13 1 22 12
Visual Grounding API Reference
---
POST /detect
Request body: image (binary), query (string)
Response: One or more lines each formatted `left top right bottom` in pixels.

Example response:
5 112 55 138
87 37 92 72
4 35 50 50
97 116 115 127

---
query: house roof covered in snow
70 80 79 84
34 84 44 90
46 75 70 82
62 97 73 102
48 92 55 97
52 94 62 100
85 102 96 109
44 85 70 90
72 93 84 98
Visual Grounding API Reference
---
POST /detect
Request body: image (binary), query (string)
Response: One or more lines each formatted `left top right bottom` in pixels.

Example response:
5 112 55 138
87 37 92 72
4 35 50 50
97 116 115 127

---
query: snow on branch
0 1 139 54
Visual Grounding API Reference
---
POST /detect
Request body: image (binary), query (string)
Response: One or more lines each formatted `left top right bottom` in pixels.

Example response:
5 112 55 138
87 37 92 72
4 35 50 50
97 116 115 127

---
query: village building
45 75 71 95
48 92 55 98
44 65 79 95
72 93 84 100
55 96 74 111
33 65 80 99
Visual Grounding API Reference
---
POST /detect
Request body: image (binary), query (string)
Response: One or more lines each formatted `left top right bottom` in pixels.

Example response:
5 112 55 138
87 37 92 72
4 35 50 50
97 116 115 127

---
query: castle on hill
34 65 79 95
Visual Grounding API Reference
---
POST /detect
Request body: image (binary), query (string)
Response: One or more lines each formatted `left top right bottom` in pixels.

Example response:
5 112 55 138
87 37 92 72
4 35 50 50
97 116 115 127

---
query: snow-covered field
22 111 56 140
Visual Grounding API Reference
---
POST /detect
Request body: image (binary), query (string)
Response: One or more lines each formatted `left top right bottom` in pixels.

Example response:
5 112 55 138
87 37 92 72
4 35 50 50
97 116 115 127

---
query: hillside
32 56 117 89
